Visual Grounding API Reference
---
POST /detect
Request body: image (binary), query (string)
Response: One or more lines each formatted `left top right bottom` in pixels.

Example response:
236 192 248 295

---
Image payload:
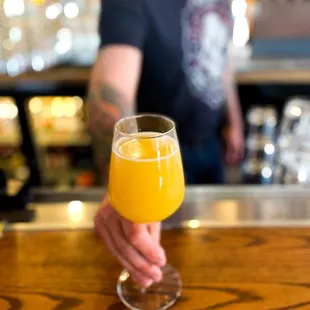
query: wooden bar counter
1 186 310 309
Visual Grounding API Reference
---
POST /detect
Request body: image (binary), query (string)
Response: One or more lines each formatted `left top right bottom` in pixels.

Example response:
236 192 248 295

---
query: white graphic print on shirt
182 0 232 110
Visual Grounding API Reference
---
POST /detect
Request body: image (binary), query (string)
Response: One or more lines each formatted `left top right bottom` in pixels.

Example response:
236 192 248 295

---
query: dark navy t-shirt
99 0 232 144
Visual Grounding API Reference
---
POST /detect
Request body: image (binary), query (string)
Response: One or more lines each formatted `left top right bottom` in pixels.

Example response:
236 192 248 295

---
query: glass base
117 264 182 310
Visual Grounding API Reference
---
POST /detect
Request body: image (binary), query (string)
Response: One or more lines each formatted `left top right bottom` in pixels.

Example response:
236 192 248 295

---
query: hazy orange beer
109 132 184 223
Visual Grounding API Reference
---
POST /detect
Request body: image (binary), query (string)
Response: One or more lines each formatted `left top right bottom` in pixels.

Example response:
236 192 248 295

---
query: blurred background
0 0 310 192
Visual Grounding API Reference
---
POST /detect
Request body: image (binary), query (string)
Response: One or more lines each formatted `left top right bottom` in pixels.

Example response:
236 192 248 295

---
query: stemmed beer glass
109 114 185 310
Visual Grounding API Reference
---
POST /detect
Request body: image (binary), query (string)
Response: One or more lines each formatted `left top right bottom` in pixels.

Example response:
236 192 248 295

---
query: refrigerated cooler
0 97 32 210
0 95 97 189
0 97 27 179
26 96 96 188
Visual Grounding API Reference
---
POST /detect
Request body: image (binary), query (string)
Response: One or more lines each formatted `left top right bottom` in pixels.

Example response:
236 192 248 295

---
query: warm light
0 222 3 238
31 0 44 4
0 104 10 119
63 97 77 117
51 97 64 117
188 220 200 229
64 2 79 18
68 201 84 223
29 97 43 114
16 166 30 181
214 200 238 222
73 96 83 110
8 104 18 119
0 102 18 119
42 105 51 118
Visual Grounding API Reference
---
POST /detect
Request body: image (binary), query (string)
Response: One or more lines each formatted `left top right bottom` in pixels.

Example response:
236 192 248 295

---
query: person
88 0 244 288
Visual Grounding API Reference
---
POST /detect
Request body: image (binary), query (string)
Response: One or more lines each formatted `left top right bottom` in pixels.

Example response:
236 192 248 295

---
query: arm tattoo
87 82 131 185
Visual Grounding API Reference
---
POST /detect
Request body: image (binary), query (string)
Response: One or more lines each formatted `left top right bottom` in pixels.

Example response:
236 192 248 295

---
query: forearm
225 78 243 129
223 62 243 130
87 73 132 185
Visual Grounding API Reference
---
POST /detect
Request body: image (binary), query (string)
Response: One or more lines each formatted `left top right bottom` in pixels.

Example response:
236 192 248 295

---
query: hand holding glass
109 114 185 310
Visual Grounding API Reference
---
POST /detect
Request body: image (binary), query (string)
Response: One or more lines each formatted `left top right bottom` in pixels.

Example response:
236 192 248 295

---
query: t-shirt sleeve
99 0 146 50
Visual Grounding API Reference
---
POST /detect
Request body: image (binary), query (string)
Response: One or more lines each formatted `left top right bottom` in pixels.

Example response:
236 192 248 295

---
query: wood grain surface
1 228 310 309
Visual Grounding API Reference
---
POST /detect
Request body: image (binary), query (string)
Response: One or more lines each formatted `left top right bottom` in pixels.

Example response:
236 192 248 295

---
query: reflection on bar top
3 185 310 232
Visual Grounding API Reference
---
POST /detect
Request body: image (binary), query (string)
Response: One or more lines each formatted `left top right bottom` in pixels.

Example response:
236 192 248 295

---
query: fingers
94 211 154 288
95 207 165 287
122 220 166 267
112 222 163 283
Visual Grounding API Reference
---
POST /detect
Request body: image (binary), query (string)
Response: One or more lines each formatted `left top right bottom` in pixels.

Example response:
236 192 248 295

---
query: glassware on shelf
1 0 100 75
242 105 278 184
59 0 100 65
247 105 277 139
1 0 30 76
242 159 274 185
1 0 59 75
27 0 61 70
278 98 308 149
274 97 310 184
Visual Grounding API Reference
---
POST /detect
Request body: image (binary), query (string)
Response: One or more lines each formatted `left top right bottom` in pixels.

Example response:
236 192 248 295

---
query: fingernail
144 279 153 288
158 256 166 267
